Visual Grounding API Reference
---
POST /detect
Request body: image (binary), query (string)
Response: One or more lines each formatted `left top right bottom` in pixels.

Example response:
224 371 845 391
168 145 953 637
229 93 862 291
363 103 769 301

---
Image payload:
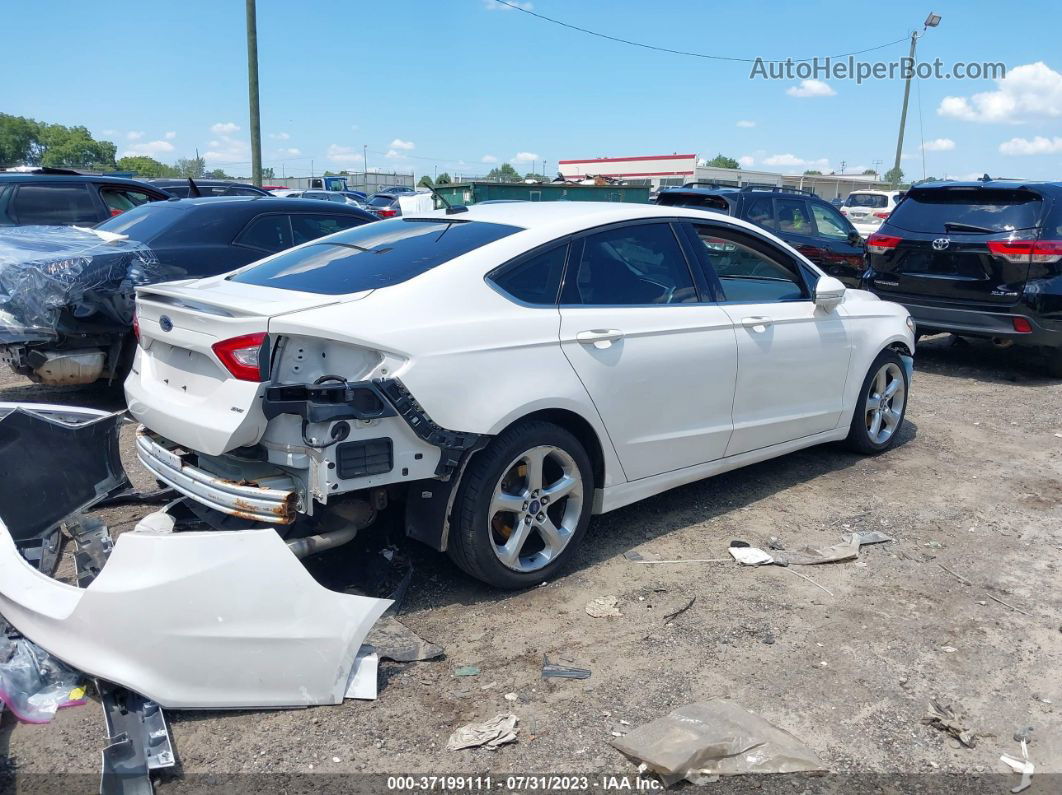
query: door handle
740 316 773 331
576 329 624 348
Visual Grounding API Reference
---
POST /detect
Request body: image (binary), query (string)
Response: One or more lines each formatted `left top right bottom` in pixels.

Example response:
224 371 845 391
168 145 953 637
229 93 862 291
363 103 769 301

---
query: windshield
229 217 522 294
95 202 184 241
845 193 888 209
887 188 1043 233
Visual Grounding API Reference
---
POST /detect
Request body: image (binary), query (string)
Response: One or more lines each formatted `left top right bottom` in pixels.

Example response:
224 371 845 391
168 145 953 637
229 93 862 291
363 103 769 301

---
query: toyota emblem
159 315 173 332
932 238 951 251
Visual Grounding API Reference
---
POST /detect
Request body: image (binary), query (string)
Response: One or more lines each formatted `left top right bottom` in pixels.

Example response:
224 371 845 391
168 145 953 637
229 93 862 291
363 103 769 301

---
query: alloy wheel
865 362 906 445
488 445 583 573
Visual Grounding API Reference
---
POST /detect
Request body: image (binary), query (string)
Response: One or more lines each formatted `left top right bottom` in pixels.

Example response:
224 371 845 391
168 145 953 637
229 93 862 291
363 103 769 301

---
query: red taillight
211 333 268 381
872 211 890 219
132 305 141 344
987 240 1062 264
866 233 901 254
1012 317 1033 333
376 207 397 218
110 207 123 217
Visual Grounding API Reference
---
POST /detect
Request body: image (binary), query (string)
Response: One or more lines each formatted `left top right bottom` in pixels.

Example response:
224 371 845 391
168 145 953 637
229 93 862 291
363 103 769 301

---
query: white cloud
126 130 144 140
210 121 240 135
738 155 756 168
938 62 1062 123
389 138 415 150
786 79 836 98
277 147 302 157
269 132 290 140
484 0 532 10
998 135 1062 155
101 129 118 136
164 131 176 140
511 151 539 164
384 149 407 160
736 120 756 128
481 154 499 164
120 140 175 158
921 137 956 152
326 144 363 165
204 134 250 166
761 153 831 171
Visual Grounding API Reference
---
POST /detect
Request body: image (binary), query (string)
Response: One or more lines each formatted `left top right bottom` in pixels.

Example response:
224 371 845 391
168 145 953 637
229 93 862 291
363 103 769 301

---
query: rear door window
235 214 293 253
489 243 568 305
12 183 99 225
562 223 697 305
231 218 521 294
774 198 813 236
744 197 775 229
888 188 1043 233
101 187 154 217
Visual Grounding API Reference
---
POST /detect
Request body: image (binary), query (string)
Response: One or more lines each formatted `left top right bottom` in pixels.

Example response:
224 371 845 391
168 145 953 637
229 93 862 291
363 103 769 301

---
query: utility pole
245 0 263 187
892 12 941 181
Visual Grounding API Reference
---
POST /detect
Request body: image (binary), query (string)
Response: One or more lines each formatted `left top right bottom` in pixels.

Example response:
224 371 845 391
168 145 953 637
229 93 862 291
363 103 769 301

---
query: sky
5 0 1062 181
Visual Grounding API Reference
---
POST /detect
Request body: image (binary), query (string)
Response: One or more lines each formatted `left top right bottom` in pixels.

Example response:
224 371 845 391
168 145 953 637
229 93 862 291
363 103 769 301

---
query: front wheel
448 420 594 589
845 349 909 454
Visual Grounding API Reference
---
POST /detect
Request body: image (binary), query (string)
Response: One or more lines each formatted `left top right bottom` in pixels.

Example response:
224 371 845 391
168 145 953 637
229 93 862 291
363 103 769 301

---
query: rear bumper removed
0 514 390 709
136 427 298 524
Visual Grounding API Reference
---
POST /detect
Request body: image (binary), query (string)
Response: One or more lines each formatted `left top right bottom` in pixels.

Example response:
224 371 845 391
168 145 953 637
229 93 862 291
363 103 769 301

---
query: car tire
844 348 909 455
447 420 594 589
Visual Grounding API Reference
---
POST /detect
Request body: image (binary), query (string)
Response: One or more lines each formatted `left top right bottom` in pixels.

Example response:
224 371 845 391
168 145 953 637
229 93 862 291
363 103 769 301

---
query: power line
492 0 908 63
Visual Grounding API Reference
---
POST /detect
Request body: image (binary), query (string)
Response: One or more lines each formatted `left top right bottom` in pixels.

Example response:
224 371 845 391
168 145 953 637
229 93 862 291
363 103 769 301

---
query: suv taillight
132 305 141 345
376 207 397 218
872 211 890 219
212 333 269 381
866 233 901 254
987 240 1062 264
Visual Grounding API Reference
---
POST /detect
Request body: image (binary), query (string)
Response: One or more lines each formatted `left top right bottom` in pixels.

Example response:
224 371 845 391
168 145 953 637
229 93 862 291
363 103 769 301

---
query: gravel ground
1 333 1059 793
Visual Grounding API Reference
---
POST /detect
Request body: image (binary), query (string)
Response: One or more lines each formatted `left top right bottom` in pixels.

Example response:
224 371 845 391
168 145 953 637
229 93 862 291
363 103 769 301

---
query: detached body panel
0 517 390 709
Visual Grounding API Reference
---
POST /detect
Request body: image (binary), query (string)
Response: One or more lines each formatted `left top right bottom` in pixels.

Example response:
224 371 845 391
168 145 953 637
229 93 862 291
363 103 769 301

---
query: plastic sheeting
612 699 825 786
0 627 88 723
0 226 162 343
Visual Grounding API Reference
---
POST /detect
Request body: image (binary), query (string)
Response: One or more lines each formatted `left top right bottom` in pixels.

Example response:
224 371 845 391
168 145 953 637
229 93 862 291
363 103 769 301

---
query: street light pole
891 12 940 184
245 0 262 187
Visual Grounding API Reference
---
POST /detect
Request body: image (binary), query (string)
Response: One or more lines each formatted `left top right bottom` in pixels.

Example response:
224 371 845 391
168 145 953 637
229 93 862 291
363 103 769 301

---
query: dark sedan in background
0 196 375 385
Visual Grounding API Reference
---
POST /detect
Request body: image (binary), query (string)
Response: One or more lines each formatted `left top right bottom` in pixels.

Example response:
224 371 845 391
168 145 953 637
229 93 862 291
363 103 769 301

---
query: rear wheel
448 420 593 589
845 349 909 454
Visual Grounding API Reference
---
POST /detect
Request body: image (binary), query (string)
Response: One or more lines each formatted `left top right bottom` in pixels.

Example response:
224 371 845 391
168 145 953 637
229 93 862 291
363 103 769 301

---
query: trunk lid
867 186 1045 305
128 279 370 455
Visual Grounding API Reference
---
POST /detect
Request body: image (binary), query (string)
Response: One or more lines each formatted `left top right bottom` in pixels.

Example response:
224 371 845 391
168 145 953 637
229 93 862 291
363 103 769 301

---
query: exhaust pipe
286 497 376 559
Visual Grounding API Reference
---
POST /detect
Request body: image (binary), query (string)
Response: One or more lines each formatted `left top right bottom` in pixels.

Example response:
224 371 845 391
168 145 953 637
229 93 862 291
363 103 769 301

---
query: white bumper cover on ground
0 516 390 709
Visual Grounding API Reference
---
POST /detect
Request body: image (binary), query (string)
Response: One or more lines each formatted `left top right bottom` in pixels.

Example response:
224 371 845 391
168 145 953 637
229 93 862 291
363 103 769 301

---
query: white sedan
127 202 914 588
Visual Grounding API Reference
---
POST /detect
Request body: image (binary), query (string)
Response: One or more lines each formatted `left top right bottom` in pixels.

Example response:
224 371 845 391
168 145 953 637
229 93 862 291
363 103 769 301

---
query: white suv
126 202 914 588
841 190 904 237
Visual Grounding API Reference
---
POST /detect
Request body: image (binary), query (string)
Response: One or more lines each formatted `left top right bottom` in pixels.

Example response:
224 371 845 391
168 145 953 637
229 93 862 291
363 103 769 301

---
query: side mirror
847 230 864 246
814 275 846 311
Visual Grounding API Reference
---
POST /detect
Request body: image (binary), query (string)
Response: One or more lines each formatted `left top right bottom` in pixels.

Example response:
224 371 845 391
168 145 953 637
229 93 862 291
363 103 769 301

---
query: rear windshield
368 195 395 207
888 188 1043 233
845 193 888 208
95 202 184 241
229 217 522 294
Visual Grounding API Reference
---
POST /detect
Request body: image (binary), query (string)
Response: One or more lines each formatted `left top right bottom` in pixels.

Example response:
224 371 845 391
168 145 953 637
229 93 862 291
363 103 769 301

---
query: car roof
0 172 163 189
909 180 1062 193
139 196 375 216
403 200 779 238
150 179 260 188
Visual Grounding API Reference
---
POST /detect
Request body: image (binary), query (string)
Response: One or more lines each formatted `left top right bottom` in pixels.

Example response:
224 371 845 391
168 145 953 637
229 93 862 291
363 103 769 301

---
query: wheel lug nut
525 516 531 523
537 513 545 521
541 496 549 504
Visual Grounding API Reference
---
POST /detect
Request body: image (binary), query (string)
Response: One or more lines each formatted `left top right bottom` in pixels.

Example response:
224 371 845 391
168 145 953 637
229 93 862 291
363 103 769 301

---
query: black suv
0 169 171 225
657 185 866 285
148 179 273 198
863 180 1062 375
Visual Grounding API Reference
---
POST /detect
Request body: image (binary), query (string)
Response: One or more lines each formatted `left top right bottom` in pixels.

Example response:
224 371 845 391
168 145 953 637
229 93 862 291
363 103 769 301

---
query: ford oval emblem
159 315 173 332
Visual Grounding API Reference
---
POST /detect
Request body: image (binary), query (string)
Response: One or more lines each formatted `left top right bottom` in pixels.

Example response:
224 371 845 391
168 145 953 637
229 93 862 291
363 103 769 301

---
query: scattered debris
446 713 519 751
783 567 833 596
504 692 518 702
1013 725 1034 744
0 624 88 723
585 596 622 618
1000 737 1034 793
454 665 481 677
937 563 972 586
365 615 444 662
923 699 976 747
99 681 175 795
612 699 824 786
728 543 774 566
941 646 958 653
985 593 1031 617
624 549 729 564
542 655 591 680
767 536 785 550
662 596 696 623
